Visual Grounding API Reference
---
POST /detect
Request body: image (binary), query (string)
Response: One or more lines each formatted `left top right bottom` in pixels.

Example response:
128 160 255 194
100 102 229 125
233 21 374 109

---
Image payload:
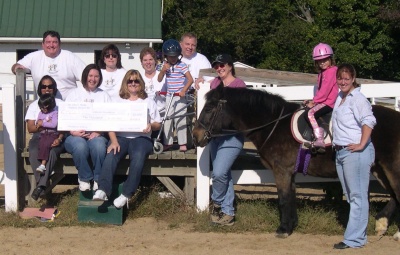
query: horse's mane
224 87 300 115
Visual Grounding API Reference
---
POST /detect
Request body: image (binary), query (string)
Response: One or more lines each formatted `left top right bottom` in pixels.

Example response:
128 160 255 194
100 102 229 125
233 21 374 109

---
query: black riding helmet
162 39 182 57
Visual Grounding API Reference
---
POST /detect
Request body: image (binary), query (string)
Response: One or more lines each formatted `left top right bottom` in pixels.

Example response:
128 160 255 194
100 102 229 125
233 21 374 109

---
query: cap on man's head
212 54 233 67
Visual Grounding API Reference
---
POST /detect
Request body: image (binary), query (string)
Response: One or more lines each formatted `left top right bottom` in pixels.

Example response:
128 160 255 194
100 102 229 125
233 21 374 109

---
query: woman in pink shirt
304 43 338 153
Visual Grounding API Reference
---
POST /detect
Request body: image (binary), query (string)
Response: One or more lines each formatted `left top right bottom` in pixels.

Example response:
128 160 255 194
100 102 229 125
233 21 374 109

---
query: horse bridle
197 99 227 141
197 98 296 150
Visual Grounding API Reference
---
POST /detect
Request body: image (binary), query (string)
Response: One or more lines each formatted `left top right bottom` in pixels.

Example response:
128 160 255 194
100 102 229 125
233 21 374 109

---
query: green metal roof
0 0 162 39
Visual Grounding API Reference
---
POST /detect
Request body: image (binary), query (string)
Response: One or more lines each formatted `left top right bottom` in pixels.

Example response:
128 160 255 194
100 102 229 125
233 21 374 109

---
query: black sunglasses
105 54 118 59
127 79 140 84
40 84 55 89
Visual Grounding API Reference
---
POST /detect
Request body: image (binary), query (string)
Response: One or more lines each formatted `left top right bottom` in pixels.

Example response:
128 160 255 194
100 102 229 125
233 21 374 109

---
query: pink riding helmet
312 43 334 60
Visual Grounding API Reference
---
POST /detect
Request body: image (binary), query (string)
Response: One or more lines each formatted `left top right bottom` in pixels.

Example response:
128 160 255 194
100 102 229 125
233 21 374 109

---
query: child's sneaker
163 144 173 151
36 164 46 173
113 194 129 209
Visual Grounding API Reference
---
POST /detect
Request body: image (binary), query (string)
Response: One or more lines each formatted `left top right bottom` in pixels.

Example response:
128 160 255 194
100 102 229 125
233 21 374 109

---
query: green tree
161 0 400 80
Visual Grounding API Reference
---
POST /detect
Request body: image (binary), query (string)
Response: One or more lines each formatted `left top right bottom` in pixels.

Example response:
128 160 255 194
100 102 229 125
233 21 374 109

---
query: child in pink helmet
303 43 338 153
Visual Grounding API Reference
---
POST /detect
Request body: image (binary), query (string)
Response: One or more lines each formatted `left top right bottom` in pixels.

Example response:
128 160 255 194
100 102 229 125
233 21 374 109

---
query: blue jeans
335 142 375 247
210 134 244 216
98 136 153 198
64 135 108 182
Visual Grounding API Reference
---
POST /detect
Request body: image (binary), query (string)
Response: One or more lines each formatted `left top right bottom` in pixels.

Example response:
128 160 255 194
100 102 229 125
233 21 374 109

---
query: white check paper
57 102 147 132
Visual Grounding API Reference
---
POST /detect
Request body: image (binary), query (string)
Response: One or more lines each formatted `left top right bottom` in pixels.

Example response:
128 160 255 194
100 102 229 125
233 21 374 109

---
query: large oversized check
57 102 147 132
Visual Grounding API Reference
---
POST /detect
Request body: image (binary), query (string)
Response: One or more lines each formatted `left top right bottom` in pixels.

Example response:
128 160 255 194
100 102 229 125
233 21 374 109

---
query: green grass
0 184 398 237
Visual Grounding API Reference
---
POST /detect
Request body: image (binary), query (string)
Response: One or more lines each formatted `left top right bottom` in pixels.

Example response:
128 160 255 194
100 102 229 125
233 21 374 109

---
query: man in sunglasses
11 30 86 100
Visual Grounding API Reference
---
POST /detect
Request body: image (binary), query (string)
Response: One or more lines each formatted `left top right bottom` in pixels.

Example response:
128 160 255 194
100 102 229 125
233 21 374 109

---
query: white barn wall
0 42 151 102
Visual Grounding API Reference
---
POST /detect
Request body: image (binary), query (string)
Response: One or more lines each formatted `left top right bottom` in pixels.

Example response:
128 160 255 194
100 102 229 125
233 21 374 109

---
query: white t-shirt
181 52 211 80
140 70 166 114
113 97 161 139
18 50 86 100
65 86 111 103
25 98 64 123
99 68 127 101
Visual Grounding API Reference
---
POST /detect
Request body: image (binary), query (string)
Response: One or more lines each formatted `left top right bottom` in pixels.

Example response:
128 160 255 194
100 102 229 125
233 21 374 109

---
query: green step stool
78 180 125 225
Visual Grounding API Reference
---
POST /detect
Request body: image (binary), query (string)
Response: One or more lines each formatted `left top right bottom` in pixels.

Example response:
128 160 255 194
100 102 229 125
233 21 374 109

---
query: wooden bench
21 149 197 205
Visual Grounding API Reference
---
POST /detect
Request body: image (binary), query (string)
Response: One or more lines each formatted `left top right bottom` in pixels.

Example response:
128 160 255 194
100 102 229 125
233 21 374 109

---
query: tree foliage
161 0 400 80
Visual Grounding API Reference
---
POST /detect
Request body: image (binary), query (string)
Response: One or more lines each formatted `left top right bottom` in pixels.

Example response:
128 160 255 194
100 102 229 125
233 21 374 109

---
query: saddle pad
291 109 332 145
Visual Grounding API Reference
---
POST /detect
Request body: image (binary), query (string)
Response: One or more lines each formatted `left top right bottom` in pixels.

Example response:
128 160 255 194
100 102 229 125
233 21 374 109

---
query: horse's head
193 84 233 147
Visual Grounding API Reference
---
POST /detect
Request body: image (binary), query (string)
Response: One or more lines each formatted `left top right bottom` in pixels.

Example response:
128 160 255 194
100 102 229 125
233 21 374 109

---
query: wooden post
196 83 211 211
15 69 27 210
2 83 18 212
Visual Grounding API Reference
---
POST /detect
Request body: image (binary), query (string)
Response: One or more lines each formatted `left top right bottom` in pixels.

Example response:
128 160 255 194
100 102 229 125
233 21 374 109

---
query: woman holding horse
197 54 246 225
332 64 376 249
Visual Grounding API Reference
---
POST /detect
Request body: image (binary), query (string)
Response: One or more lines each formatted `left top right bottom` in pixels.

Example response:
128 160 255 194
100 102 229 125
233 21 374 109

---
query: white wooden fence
195 81 400 211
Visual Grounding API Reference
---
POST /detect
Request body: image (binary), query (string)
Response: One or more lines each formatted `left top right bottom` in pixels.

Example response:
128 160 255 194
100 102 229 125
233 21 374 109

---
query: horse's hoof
375 217 388 236
275 232 289 238
376 231 386 237
393 231 400 241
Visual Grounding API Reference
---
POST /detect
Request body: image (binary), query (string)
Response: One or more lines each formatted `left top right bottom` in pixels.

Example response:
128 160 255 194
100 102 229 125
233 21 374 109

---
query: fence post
196 84 211 211
2 83 18 212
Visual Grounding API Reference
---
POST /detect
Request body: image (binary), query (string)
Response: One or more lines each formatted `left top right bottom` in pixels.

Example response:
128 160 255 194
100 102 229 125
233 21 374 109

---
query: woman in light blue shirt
332 64 376 249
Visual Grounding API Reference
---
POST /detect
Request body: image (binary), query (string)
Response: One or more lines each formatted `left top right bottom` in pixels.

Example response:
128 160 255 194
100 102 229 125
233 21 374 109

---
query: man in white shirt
11 30 86 100
180 32 211 82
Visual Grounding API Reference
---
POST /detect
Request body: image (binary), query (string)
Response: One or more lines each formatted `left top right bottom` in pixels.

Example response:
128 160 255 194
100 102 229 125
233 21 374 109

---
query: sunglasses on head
213 63 226 70
40 84 55 89
105 53 118 59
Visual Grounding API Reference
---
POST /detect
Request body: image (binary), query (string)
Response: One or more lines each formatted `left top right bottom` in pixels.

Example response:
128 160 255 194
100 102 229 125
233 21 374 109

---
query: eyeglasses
105 54 118 59
40 84 54 89
213 63 226 70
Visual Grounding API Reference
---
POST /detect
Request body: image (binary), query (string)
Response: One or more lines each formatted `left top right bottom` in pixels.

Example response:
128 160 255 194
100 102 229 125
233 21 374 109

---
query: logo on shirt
104 78 116 88
145 79 154 93
84 99 94 103
48 64 58 73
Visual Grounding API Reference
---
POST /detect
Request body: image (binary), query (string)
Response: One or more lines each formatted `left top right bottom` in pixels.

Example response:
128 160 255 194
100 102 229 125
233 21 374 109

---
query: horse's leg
273 163 298 238
372 163 400 237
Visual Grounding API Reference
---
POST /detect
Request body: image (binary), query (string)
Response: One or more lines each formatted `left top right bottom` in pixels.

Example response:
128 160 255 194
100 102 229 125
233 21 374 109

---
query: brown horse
192 84 400 239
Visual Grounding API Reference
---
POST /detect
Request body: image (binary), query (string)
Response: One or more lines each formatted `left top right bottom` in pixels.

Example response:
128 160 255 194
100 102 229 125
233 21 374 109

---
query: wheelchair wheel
153 141 163 154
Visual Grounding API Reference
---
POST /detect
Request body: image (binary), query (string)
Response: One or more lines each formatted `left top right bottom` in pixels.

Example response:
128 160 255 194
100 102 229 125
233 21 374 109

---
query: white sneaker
92 190 108 201
113 194 129 209
36 164 46 173
78 179 91 191
93 181 98 191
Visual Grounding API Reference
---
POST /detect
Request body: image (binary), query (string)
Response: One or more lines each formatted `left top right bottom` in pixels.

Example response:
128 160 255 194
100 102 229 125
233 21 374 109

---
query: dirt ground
1 114 400 254
0 217 399 255
0 183 399 254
